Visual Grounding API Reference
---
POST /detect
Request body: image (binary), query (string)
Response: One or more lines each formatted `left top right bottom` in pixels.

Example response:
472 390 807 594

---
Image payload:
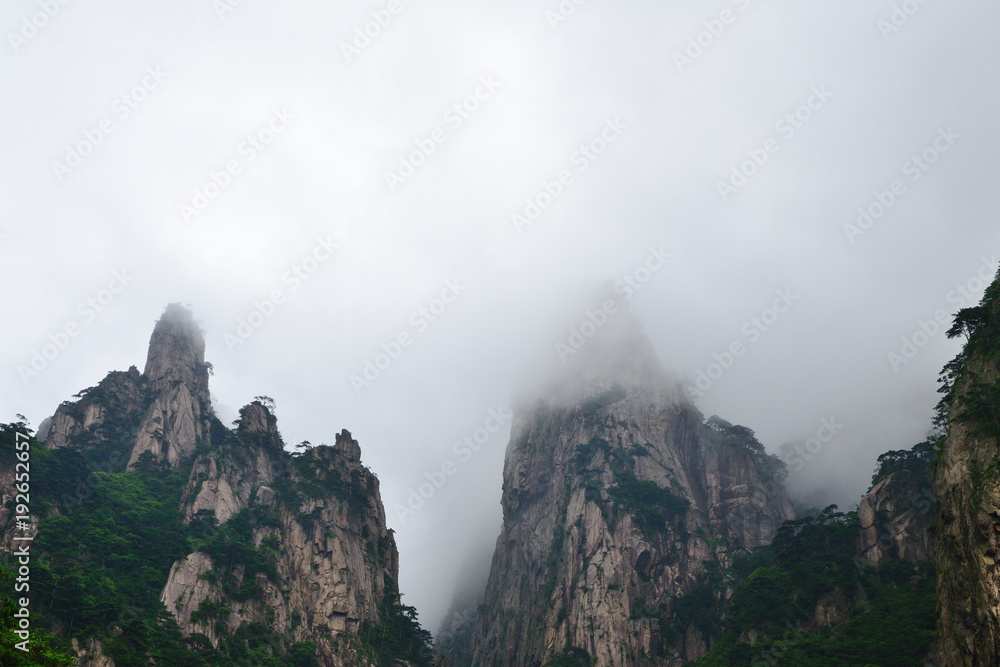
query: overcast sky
2 0 999 635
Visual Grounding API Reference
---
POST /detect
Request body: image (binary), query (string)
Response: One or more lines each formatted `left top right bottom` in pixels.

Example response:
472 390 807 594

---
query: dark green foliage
696 507 937 666
287 641 319 667
543 646 594 666
14 421 205 666
359 580 435 666
936 267 1000 443
871 439 936 486
580 386 627 413
573 436 613 474
543 495 569 600
657 559 734 652
606 472 689 539
954 374 1000 439
968 457 1000 505
947 305 989 340
0 566 75 666
1 417 433 666
629 443 651 457
273 447 371 518
209 415 232 448
572 432 686 540
198 505 281 602
767 506 859 608
705 416 765 456
190 600 231 626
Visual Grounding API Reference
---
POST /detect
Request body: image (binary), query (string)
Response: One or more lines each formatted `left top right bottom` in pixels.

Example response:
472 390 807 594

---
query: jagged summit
334 428 362 462
144 303 210 403
12 305 418 665
129 305 214 468
236 400 279 436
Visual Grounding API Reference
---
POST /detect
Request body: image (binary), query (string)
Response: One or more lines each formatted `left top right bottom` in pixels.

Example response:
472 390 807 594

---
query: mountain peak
144 303 210 403
542 300 673 406
236 401 279 436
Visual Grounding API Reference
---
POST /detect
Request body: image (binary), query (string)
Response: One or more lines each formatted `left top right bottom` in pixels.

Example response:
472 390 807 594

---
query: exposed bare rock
15 305 409 666
814 589 851 628
129 382 208 469
160 552 218 643
42 367 143 451
181 402 280 525
35 305 215 471
237 400 279 436
143 302 210 404
448 317 794 666
335 429 362 462
176 400 283 525
933 270 1000 666
256 485 276 506
71 637 116 667
128 305 213 469
162 420 399 665
935 377 1000 663
857 467 934 567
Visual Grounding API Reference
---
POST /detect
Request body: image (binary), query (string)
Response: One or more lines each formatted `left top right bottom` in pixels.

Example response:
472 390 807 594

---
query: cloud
2 0 999 633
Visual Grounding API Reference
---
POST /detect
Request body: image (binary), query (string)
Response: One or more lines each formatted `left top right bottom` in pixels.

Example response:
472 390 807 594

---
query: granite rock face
161 417 399 666
934 271 1000 666
128 304 213 468
41 367 144 452
180 401 280 525
857 466 934 567
448 316 795 666
37 303 214 470
24 304 405 666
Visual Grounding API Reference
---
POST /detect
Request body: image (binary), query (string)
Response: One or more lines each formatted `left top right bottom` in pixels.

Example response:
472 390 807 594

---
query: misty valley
2 266 999 666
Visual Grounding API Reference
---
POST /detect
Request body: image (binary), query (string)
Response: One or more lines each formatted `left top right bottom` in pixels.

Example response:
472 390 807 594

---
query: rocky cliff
12 304 428 666
161 410 400 666
39 302 213 470
934 269 1000 666
447 317 795 666
857 441 935 568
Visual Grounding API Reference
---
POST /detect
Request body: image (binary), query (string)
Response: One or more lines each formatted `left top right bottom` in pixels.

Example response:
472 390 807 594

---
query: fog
2 0 999 635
